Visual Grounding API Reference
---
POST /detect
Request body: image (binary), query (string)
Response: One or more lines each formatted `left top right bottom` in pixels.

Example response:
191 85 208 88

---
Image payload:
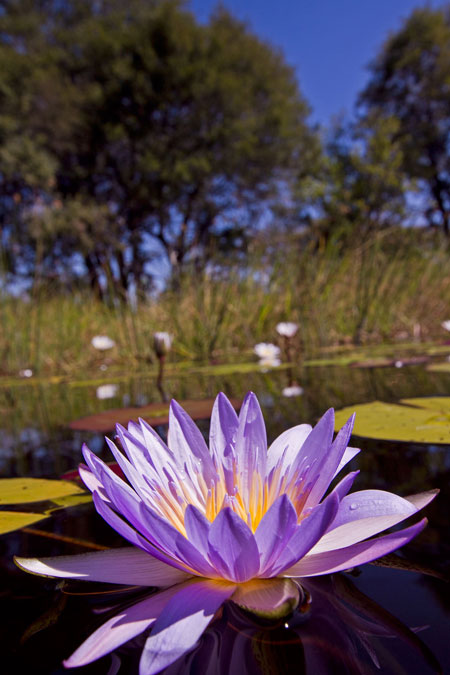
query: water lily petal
330 470 360 501
304 413 355 509
209 392 239 465
254 494 298 573
266 424 312 474
405 489 439 510
235 392 267 505
309 488 437 554
282 409 335 496
115 424 172 487
137 502 216 577
286 518 428 577
208 507 260 582
168 400 217 484
268 491 340 576
333 446 360 478
92 493 191 574
183 504 211 555
231 578 300 618
78 463 107 497
105 437 155 503
64 583 185 668
334 489 418 526
139 579 236 675
14 547 190 586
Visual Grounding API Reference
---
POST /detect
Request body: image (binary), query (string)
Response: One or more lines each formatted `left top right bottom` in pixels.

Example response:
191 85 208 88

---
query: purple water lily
16 392 437 674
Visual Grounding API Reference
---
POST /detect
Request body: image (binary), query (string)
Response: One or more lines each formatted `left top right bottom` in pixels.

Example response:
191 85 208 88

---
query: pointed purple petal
234 392 267 505
330 470 360 501
15 547 190 586
168 400 217 484
183 504 211 556
139 579 236 675
209 392 239 466
405 489 439 510
333 446 360 478
310 488 430 553
303 413 355 509
138 503 217 577
92 493 191 574
281 409 335 497
266 424 312 474
286 518 428 577
254 494 298 573
64 583 186 667
207 508 260 582
267 491 340 576
78 461 108 499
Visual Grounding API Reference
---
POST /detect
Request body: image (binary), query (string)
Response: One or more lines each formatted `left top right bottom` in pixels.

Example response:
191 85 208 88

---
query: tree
360 6 450 235
0 0 321 293
319 114 409 241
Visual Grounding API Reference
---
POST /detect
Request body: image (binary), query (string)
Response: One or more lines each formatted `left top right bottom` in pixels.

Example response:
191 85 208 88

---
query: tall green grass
2 228 450 377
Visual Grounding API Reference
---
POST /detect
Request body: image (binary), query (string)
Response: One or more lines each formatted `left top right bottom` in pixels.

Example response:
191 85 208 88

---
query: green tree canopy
360 6 450 235
0 0 321 294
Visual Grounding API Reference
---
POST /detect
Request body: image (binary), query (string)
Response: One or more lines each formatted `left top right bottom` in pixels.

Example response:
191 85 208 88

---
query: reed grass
1 229 450 377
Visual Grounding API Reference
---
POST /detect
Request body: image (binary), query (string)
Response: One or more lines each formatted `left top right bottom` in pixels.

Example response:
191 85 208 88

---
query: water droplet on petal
349 503 358 511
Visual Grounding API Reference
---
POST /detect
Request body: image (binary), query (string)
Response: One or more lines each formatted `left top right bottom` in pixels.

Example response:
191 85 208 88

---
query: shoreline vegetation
2 228 450 380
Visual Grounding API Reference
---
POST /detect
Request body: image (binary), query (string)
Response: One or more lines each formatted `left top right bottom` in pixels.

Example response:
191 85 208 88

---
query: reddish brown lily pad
350 356 429 369
69 398 241 433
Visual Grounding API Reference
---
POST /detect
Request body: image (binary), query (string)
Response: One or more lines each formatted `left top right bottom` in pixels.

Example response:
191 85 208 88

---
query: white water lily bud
153 332 173 358
276 322 298 338
282 385 304 397
91 335 115 351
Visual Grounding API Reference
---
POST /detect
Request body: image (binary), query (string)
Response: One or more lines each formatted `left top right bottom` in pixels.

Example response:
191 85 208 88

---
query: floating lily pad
426 362 450 374
44 493 93 512
0 478 85 505
0 511 48 535
350 356 429 369
69 397 241 432
335 397 450 444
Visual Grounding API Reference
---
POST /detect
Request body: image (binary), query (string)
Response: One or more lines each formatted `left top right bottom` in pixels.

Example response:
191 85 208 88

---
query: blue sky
190 0 448 126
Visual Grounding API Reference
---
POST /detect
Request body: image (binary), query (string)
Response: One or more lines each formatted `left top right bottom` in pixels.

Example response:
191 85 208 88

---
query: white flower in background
153 332 173 358
18 369 33 378
99 364 108 371
441 320 450 332
96 384 119 400
91 335 116 351
276 322 298 338
394 361 404 368
254 342 281 360
282 385 304 397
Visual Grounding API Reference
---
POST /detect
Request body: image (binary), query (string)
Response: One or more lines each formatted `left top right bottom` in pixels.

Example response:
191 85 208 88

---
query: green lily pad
335 397 450 444
69 397 241 432
0 478 85 505
0 511 48 535
44 493 93 513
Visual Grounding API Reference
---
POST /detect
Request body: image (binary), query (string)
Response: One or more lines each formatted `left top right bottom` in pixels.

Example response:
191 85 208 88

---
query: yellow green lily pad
0 478 85 505
335 397 450 444
0 511 48 535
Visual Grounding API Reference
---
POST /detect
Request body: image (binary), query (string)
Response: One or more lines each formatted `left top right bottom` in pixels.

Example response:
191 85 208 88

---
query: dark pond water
1 363 449 674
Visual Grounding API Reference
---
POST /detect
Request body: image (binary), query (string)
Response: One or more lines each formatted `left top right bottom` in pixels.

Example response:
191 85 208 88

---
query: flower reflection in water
78 572 440 675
